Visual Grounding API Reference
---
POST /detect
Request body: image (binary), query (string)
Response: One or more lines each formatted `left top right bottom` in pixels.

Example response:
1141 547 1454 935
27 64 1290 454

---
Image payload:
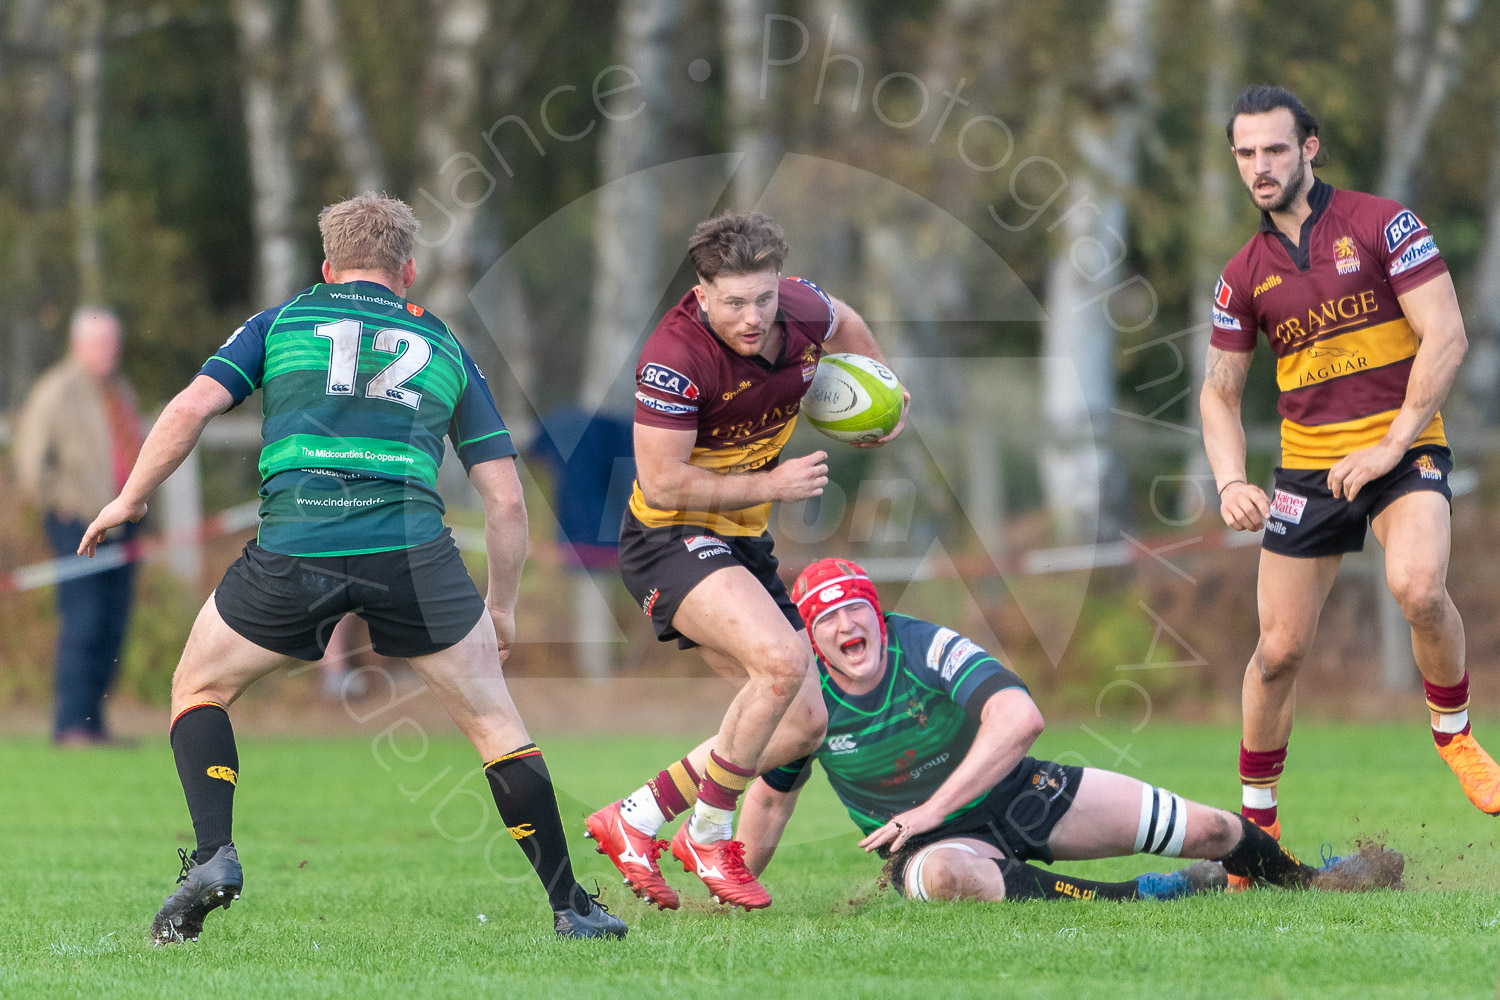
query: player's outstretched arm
824 296 910 447
738 779 804 876
1328 272 1468 500
860 688 1044 855
78 375 232 557
634 423 828 512
1199 346 1269 531
468 456 527 665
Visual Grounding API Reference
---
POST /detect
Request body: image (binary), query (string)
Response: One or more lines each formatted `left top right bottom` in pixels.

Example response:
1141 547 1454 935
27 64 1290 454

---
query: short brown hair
688 212 788 282
318 192 419 275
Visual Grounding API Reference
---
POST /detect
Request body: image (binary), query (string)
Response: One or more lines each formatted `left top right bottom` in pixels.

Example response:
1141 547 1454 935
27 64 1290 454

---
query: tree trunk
413 0 489 335
1039 0 1155 542
581 0 682 415
1462 96 1500 425
1183 0 1242 505
722 0 779 208
70 0 103 304
1379 0 1476 204
301 0 387 194
232 0 305 305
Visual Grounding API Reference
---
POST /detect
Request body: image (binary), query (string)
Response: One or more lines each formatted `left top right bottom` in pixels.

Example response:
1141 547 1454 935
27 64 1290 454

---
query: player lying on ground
79 193 624 943
585 212 908 911
732 558 1399 903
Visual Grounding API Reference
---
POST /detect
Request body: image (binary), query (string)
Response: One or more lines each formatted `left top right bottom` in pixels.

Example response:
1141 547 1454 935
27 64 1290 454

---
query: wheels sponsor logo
636 391 698 416
1269 489 1307 524
1388 235 1439 277
1333 235 1361 275
1384 210 1423 253
1415 454 1443 481
941 638 983 681
639 363 700 400
827 734 858 754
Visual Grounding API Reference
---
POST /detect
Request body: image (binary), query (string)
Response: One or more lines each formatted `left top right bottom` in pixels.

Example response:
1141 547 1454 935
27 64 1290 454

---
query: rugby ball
801 354 904 443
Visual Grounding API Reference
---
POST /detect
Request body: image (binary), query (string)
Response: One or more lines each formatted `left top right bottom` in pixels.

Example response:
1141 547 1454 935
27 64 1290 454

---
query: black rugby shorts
617 511 801 648
214 527 485 660
1261 444 1453 558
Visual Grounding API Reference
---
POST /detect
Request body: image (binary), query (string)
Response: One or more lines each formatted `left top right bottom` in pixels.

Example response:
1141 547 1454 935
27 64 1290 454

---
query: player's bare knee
1255 636 1306 684
1387 574 1450 631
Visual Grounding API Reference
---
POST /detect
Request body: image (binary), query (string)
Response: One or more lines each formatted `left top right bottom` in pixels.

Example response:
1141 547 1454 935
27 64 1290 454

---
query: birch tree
232 0 304 305
581 0 681 414
1039 0 1155 541
1379 0 1477 205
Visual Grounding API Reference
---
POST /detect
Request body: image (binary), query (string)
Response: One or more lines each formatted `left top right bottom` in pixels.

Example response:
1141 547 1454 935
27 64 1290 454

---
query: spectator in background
14 306 144 746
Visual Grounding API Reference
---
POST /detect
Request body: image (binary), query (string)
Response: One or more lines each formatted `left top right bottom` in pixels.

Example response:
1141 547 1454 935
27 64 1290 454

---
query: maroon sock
1425 673 1471 748
1239 742 1287 828
698 750 755 811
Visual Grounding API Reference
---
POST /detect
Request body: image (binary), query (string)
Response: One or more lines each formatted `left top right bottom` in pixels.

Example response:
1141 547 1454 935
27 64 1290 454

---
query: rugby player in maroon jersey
585 212 908 909
1199 86 1498 889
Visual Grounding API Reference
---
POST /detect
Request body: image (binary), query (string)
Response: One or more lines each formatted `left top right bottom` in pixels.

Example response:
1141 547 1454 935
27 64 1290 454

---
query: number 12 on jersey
314 318 432 410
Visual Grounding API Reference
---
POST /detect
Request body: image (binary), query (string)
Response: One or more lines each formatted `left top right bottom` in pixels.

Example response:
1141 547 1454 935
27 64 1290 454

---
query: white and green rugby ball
801 353 904 443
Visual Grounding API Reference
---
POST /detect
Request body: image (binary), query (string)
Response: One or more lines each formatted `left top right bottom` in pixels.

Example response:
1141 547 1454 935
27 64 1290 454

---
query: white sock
687 800 734 843
1434 709 1470 735
1241 784 1276 810
619 785 667 836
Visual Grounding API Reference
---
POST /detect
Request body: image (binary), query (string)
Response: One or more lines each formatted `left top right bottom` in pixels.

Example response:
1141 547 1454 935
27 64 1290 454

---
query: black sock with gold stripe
484 744 586 912
170 703 239 858
995 858 1140 901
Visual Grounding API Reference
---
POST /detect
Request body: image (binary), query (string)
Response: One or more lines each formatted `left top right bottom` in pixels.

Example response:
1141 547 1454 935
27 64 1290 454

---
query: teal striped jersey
199 281 516 556
766 613 1026 834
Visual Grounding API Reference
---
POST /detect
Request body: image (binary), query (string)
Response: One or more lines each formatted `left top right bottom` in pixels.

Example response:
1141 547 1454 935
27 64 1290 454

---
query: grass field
3 720 1499 999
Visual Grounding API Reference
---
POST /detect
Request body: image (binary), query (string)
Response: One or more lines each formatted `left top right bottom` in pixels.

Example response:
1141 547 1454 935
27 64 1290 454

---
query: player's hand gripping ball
801 354 905 444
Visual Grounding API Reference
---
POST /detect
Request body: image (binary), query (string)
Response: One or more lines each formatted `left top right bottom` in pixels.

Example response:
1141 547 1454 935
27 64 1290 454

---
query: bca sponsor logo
1389 235 1439 277
639 363 700 400
1269 489 1308 525
1384 210 1423 253
1214 276 1233 310
827 734 857 754
1211 308 1242 331
940 638 983 682
635 391 697 416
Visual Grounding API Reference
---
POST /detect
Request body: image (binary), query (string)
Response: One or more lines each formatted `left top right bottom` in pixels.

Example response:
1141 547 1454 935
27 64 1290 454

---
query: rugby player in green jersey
79 193 624 942
735 558 1398 902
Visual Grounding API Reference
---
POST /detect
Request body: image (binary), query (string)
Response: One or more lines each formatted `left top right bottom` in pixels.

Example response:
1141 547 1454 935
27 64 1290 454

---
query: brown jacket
14 360 140 523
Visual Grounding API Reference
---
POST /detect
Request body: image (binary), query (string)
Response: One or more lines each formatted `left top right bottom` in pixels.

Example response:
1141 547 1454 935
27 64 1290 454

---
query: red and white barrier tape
0 501 260 594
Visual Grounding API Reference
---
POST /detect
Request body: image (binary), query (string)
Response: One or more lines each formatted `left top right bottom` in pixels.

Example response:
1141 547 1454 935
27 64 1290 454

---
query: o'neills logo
1253 274 1282 298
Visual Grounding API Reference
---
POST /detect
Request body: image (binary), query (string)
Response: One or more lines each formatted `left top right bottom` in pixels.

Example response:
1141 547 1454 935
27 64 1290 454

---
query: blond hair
317 192 419 276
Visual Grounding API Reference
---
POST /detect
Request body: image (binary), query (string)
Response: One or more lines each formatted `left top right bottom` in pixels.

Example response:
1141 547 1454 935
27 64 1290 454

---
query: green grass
3 722 1499 999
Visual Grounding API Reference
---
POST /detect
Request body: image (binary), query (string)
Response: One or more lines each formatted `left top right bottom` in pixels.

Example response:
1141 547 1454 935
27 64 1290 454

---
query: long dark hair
1226 85 1328 168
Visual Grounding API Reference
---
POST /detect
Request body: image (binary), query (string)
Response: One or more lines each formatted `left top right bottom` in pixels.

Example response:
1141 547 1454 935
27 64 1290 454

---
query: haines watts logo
1253 274 1282 298
1333 235 1361 275
207 765 238 786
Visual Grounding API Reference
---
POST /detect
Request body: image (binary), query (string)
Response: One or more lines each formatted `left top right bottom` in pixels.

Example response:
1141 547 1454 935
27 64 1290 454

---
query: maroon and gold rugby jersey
1210 178 1448 469
630 275 836 536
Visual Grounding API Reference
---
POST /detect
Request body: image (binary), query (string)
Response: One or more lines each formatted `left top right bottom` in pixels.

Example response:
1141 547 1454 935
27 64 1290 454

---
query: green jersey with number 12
199 281 516 556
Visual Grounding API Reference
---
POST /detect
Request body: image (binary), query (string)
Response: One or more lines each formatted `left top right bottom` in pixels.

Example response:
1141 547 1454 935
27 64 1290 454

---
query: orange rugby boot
1436 731 1500 815
1226 818 1280 893
669 823 771 910
584 801 680 910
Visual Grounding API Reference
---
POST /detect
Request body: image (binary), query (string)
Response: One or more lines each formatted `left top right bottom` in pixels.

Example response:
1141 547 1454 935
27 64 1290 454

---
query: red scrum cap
790 557 887 661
